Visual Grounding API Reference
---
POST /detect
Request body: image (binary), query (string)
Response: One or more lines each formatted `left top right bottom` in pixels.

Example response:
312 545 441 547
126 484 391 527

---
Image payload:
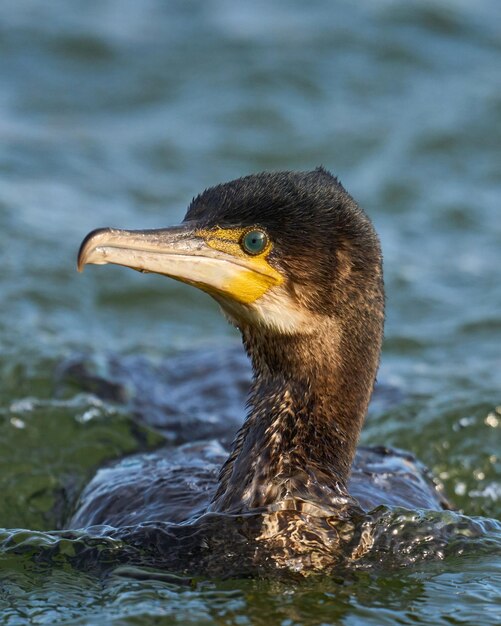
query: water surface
0 0 500 624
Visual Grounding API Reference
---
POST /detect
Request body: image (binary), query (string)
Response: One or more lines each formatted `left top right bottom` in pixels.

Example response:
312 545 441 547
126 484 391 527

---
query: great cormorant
74 168 450 544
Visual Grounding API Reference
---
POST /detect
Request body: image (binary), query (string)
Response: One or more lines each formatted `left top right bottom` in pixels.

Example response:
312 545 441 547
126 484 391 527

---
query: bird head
78 168 383 337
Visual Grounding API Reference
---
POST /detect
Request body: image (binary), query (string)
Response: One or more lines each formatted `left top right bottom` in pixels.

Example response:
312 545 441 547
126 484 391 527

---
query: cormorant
74 168 450 544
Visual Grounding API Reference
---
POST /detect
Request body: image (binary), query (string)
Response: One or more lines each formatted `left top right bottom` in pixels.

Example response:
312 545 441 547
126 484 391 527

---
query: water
0 0 500 623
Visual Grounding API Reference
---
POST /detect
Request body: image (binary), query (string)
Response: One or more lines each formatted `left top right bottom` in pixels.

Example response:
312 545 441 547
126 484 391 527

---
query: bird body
74 169 450 571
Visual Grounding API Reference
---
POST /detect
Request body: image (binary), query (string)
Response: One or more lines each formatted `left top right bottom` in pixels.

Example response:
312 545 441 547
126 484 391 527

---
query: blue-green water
1 0 500 624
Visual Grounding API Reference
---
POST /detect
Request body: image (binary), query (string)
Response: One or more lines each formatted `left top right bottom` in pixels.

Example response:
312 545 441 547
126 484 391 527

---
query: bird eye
241 229 268 255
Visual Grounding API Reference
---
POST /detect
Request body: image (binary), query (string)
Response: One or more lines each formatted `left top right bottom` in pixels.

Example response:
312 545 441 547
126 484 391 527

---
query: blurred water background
0 0 500 624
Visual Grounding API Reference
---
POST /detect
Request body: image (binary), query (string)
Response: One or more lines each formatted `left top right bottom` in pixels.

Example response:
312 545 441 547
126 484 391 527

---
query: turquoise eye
241 229 268 255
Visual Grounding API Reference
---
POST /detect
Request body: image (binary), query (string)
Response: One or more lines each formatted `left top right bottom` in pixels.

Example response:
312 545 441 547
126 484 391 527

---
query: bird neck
211 316 382 513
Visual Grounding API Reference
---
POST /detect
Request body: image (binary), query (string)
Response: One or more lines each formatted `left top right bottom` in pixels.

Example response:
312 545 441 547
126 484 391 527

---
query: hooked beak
77 224 281 305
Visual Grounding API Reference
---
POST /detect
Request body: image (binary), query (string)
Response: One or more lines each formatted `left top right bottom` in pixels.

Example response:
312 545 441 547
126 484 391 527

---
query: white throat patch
214 286 317 335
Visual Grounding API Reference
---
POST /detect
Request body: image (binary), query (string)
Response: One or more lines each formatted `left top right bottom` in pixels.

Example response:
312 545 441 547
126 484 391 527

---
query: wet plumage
72 169 451 571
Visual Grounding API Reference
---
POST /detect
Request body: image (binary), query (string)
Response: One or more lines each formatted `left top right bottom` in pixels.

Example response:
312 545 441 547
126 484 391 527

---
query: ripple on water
0 506 499 622
0 0 500 623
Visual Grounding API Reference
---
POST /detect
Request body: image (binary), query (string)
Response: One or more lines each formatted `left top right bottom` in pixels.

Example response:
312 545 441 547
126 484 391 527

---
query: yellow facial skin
196 227 283 304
